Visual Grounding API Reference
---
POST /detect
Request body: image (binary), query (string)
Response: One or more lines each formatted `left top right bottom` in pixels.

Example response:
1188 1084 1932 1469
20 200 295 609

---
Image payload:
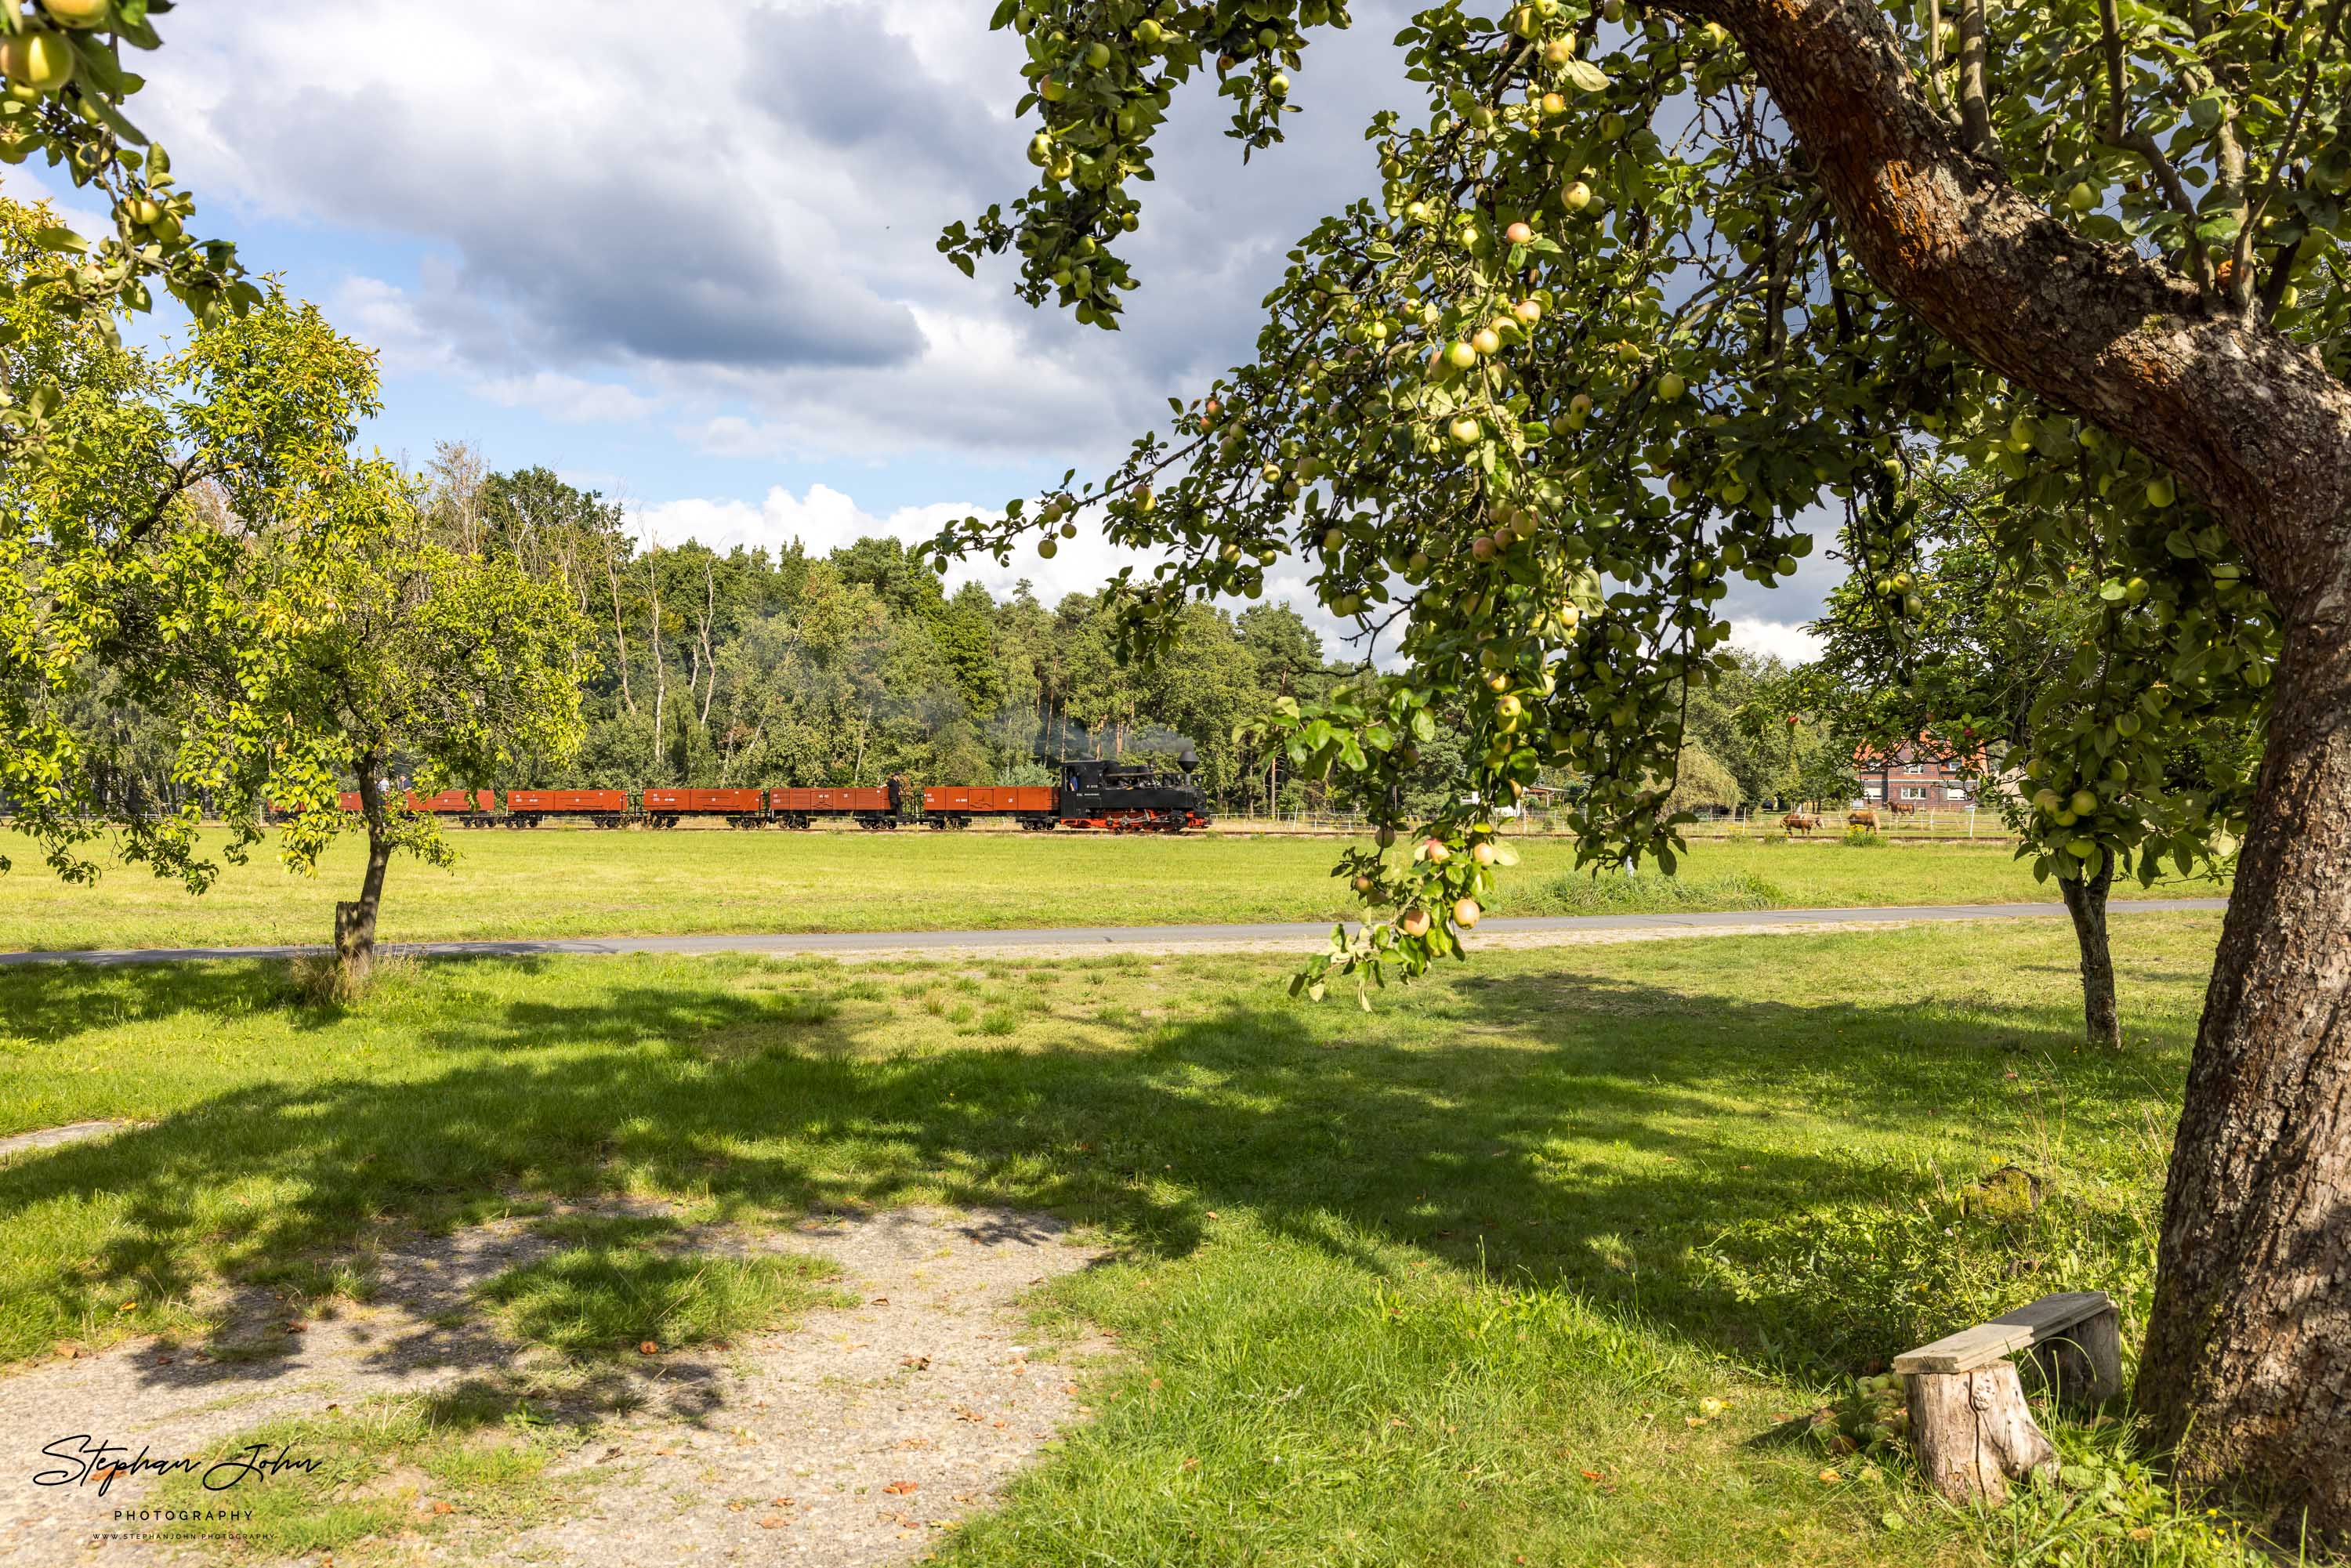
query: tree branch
1697 0 2351 614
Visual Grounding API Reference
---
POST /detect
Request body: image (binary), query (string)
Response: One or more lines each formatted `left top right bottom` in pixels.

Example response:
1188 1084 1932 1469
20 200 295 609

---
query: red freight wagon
405 789 495 820
642 787 768 828
921 784 1058 831
339 792 363 813
504 789 631 828
766 786 900 831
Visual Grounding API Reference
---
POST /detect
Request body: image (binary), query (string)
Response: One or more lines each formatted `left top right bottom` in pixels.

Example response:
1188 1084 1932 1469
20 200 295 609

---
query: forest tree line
45 430 1859 825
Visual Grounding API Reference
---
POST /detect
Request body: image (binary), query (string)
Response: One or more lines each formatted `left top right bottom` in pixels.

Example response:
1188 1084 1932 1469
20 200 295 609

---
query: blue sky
4 0 1829 660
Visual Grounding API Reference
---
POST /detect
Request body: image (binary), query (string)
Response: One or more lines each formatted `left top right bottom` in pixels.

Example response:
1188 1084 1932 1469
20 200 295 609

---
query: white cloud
476 371 659 425
632 481 1392 676
632 483 1150 608
1726 617 1825 666
133 0 1421 467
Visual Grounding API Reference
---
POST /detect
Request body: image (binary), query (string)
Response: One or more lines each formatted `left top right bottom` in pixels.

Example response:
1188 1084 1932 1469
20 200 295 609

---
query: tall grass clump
1538 868 1789 914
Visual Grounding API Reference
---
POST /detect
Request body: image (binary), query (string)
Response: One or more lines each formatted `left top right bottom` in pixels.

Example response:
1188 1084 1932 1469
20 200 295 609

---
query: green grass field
0 825 2224 952
0 910 2276 1565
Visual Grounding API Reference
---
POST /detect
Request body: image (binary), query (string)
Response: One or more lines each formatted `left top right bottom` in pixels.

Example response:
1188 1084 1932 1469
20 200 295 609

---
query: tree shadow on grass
0 958 347 1046
0 949 2186 1396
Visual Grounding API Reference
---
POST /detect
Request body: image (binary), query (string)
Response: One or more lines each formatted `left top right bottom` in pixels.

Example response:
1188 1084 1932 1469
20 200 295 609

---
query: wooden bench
1894 1291 2122 1503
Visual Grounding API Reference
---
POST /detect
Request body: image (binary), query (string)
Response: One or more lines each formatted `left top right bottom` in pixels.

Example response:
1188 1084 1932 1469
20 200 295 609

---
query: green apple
1562 180 1592 212
2070 788 2099 816
1657 372 1686 401
2067 182 2096 213
42 0 110 25
0 29 74 92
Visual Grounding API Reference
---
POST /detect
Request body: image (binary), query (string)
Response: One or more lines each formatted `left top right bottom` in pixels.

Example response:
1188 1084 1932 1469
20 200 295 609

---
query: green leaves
1559 60 1609 94
934 0 2313 997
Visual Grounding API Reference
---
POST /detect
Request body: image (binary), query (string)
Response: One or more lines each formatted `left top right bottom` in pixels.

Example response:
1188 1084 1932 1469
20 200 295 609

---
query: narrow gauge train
299 756 1210 834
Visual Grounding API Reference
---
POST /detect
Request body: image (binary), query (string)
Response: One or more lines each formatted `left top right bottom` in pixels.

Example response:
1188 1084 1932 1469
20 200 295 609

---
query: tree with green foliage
260 471 595 983
1808 465 2266 1047
2 201 379 891
935 0 2351 1520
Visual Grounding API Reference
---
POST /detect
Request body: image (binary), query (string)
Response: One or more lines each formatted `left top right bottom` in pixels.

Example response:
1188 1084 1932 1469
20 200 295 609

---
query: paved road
0 898 2229 969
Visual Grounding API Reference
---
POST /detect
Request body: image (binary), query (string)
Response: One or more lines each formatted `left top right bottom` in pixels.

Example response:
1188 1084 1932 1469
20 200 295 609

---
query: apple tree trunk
2136 617 2351 1530
335 756 393 983
2056 853 2121 1050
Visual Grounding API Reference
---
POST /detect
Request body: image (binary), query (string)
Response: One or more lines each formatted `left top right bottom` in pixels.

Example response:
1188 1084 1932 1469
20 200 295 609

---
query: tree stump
1907 1361 2059 1505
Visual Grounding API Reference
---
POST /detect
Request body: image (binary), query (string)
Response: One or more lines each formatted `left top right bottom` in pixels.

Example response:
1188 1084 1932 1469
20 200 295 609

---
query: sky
3 0 1828 664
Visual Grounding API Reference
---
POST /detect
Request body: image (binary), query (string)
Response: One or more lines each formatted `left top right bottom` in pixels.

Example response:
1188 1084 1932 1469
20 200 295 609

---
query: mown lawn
0 826 2221 951
0 910 2274 1565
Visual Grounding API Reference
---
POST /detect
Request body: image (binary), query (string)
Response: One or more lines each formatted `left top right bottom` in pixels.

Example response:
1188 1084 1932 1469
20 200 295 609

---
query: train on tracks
292 756 1212 834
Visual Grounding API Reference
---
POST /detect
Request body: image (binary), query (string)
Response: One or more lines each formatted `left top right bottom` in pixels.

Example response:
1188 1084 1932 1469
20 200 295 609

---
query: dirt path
0 1206 1110 1567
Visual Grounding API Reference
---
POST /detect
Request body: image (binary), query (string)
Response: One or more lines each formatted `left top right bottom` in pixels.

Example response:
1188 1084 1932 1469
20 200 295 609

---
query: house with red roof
1853 738 1979 808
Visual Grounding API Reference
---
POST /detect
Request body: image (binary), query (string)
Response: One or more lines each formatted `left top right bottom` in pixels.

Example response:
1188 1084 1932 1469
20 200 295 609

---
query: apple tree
2 220 378 890
1806 461 2269 1048
255 470 596 983
939 0 2351 1527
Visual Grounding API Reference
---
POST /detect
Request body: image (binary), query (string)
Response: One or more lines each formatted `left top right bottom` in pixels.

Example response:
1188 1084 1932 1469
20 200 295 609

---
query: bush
284 952 420 1008
1539 868 1789 914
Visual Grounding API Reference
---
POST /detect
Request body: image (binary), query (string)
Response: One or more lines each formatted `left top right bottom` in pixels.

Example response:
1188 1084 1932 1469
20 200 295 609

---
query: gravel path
0 1121 142 1161
0 1206 1110 1567
0 897 2230 969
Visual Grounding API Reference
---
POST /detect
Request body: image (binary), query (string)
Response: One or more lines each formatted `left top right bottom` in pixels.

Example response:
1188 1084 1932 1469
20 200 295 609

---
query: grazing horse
1847 807 1882 832
1780 813 1822 838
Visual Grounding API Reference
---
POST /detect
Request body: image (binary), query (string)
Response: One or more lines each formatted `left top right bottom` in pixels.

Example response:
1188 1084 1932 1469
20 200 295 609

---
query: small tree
1665 743 1739 817
1806 465 2266 1047
258 469 595 983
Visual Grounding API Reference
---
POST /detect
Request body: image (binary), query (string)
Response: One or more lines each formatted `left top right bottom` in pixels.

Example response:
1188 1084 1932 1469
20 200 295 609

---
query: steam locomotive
293 754 1212 834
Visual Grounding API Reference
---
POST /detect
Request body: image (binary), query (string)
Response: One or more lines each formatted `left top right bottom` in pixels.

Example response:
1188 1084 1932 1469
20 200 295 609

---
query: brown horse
1885 798 1922 817
1780 813 1822 837
1847 807 1882 832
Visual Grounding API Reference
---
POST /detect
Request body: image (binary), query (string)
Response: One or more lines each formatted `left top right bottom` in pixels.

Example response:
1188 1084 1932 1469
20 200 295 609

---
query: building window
1900 786 1927 801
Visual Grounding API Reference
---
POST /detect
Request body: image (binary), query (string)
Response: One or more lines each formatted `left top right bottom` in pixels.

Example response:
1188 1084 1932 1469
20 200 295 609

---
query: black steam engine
1052 752 1212 833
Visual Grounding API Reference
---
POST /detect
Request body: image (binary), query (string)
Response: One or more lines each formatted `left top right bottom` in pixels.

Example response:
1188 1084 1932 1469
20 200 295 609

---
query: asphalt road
0 898 2230 969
